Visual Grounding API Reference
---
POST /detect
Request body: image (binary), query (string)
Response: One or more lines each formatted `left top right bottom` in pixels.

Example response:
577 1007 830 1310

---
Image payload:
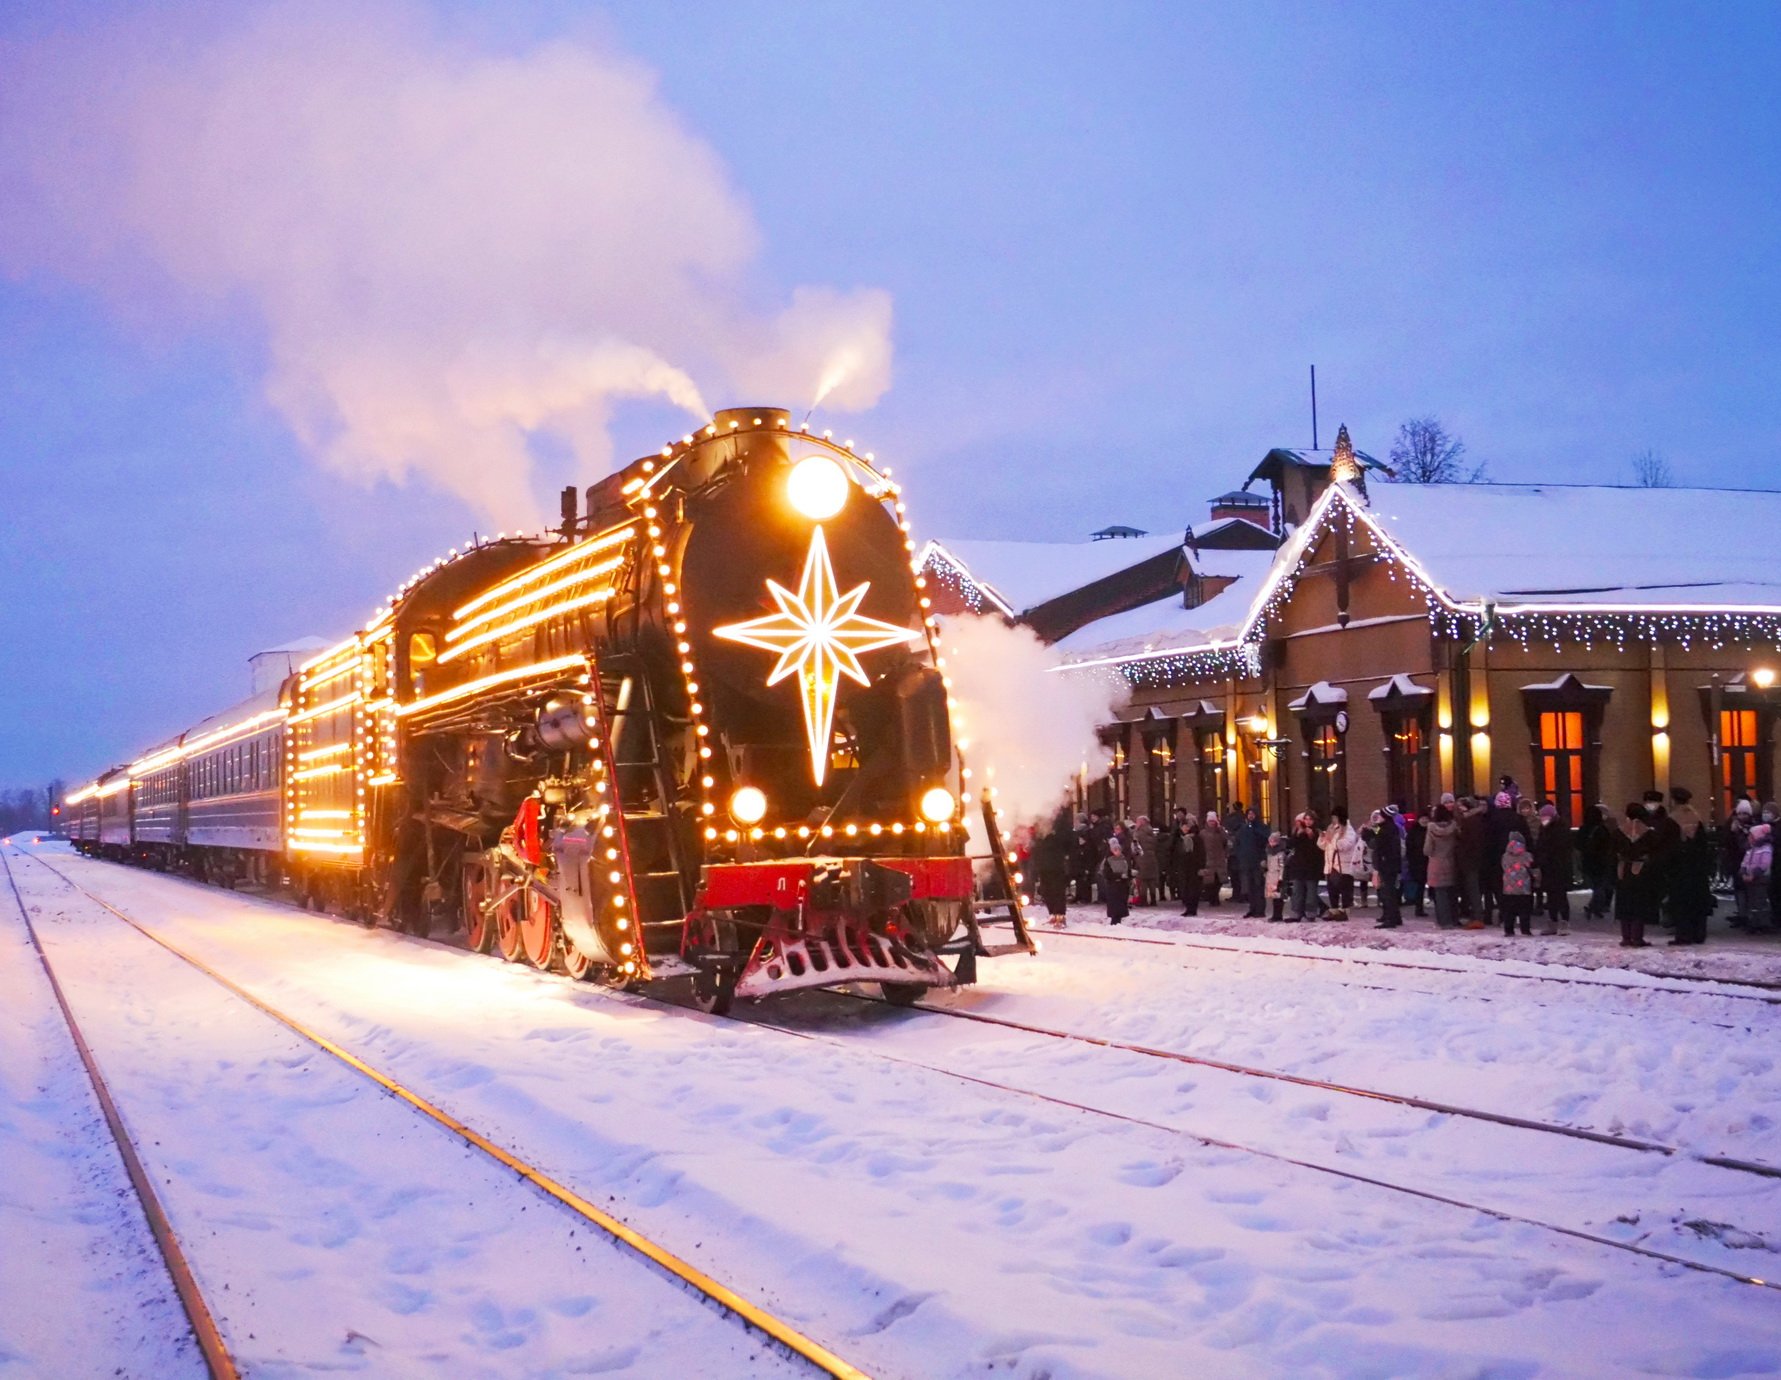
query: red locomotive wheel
560 934 597 980
495 890 525 962
464 865 494 954
519 890 556 969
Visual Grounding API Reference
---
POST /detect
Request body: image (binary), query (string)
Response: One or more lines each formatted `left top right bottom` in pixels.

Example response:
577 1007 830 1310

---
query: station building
924 429 1781 827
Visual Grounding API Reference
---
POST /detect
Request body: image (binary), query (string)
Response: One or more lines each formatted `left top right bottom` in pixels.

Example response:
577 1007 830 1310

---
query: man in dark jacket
1643 789 1681 927
1532 804 1574 933
1457 796 1488 925
1370 807 1405 928
1223 802 1248 904
1231 808 1269 917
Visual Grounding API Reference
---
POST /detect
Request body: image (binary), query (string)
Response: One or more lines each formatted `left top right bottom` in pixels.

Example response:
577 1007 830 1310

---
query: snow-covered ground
7 840 1781 1378
1 843 812 1377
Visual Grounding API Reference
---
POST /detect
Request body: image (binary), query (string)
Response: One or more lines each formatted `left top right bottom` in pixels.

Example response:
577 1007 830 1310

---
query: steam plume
0 4 894 526
939 614 1125 833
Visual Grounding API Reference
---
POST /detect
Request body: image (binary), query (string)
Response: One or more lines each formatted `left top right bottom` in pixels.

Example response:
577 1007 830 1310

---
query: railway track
736 992 1781 1295
1046 922 1781 1004
832 986 1781 1179
3 843 869 1380
21 844 1781 1312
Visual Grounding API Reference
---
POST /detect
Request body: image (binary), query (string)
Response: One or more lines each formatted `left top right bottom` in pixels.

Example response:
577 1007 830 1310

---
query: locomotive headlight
787 455 849 520
919 787 957 823
729 785 768 825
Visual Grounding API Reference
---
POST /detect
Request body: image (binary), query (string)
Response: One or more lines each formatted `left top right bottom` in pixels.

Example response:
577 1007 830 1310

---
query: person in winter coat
1741 822 1774 933
1286 813 1324 921
1200 812 1230 905
1156 811 1181 903
1233 809 1270 917
1615 804 1662 947
1533 804 1573 935
1100 837 1132 923
1642 789 1680 927
1405 810 1430 917
1666 786 1714 946
1073 815 1099 904
1264 830 1290 922
1320 807 1362 913
1500 834 1537 936
1726 799 1755 925
1033 807 1075 928
1580 803 1617 920
1132 817 1161 906
1176 815 1206 916
1423 804 1461 928
1456 796 1489 926
1367 808 1404 928
1481 792 1527 928
1223 803 1249 903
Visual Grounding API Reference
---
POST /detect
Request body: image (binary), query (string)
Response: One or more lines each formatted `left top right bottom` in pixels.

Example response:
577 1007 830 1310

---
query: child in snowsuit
1742 823 1774 933
1500 834 1537 936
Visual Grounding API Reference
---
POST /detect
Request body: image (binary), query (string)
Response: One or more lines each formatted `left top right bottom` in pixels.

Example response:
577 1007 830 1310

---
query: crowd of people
1025 778 1781 950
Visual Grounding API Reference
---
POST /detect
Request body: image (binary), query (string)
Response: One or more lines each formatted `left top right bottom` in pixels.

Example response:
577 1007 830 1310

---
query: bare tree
1385 416 1486 483
1631 447 1675 488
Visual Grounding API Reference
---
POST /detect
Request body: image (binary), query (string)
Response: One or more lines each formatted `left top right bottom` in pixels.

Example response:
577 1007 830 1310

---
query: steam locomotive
62 407 1034 1011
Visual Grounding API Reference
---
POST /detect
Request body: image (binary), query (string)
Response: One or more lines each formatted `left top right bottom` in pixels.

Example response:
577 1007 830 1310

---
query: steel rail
740 1003 1781 1295
16 849 869 1380
1044 924 1781 1003
837 990 1781 1181
0 846 240 1380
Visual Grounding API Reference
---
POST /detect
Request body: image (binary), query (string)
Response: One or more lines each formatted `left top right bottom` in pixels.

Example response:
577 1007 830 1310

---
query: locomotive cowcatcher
64 407 1034 1011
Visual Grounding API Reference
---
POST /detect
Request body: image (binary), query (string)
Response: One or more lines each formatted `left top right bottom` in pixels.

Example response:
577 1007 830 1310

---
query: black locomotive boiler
64 407 1035 1010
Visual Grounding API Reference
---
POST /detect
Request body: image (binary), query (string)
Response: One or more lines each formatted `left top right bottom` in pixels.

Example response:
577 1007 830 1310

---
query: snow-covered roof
1367 673 1435 701
1289 681 1348 710
1187 547 1277 582
1054 579 1256 663
1363 483 1781 610
920 533 1185 614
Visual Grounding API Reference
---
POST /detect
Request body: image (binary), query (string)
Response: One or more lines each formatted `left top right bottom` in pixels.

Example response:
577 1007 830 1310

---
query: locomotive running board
732 925 953 1001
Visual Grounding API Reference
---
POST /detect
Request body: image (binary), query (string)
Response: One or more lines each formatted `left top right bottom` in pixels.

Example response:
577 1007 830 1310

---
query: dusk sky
2 1 1777 786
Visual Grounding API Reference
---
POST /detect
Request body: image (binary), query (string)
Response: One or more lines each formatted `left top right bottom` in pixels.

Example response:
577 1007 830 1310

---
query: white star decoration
714 527 922 785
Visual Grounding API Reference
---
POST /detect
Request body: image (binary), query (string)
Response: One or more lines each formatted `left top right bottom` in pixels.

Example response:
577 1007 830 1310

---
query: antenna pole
1310 365 1319 451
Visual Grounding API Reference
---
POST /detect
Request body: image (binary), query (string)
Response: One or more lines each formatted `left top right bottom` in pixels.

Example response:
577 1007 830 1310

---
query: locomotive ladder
597 654 694 941
946 790 1038 984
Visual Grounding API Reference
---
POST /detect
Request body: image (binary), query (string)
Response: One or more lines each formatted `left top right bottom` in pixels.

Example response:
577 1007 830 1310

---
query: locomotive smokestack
559 485 579 536
712 406 793 433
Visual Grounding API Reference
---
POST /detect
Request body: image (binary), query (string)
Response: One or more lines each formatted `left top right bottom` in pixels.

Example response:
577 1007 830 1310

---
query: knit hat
1384 804 1401 818
1494 791 1513 808
1752 823 1772 845
1539 804 1557 820
1736 799 1754 817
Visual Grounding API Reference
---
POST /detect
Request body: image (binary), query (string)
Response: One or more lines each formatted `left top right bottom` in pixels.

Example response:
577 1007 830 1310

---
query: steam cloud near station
940 615 1125 838
0 4 893 526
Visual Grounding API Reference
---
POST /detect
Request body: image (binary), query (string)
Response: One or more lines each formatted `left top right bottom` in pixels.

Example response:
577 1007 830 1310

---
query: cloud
0 3 893 525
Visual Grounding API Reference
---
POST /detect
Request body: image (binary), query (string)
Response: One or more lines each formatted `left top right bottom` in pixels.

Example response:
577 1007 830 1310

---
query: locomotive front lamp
1754 667 1777 690
920 786 957 824
728 785 768 825
787 454 850 520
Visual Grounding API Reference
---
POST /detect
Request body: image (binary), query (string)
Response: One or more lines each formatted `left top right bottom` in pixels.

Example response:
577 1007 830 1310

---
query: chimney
559 485 579 537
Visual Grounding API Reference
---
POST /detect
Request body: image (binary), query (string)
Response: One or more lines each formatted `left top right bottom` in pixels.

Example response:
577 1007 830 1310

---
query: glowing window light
292 763 347 781
397 654 587 718
447 554 625 643
297 741 352 763
437 587 616 665
452 524 635 621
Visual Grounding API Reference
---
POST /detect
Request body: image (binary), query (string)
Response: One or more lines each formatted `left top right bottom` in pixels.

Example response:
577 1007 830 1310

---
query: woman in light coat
1422 804 1461 928
1200 812 1229 905
1321 806 1364 913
